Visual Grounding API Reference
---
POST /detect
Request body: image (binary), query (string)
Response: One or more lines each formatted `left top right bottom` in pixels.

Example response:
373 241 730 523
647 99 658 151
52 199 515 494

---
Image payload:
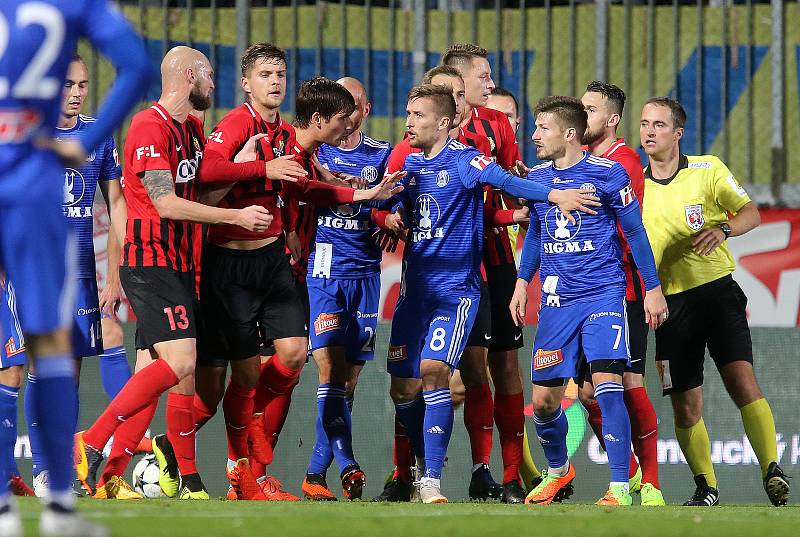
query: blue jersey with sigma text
395 139 490 295
0 0 148 204
527 152 639 307
313 133 391 279
57 115 120 278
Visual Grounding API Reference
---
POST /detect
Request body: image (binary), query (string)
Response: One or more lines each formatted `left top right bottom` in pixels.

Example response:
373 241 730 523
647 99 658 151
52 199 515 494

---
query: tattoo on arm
141 170 175 202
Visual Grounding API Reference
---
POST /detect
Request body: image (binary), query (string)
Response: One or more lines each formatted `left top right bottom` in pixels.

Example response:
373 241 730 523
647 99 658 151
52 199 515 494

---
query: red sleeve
614 149 645 209
371 208 391 229
198 110 266 183
127 118 173 174
494 114 522 170
484 207 516 227
386 140 414 174
284 177 356 206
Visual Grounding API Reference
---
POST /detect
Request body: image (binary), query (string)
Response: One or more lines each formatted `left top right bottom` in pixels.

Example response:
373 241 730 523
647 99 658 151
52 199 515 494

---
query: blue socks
24 373 43 477
394 395 425 460
422 388 453 480
595 382 631 484
308 390 357 476
311 384 356 475
534 407 569 470
98 345 131 400
0 384 20 485
29 355 77 496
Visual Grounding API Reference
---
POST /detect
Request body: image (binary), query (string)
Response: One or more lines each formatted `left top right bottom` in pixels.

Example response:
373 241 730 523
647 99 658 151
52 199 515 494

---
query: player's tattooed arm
142 169 176 202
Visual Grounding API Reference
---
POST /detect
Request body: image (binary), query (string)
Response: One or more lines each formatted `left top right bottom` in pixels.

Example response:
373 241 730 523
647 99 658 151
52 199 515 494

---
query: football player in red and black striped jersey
75 46 274 501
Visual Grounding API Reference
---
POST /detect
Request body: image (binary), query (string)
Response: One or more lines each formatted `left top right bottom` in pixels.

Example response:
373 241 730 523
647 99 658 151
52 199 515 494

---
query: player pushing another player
386 85 600 503
510 96 667 507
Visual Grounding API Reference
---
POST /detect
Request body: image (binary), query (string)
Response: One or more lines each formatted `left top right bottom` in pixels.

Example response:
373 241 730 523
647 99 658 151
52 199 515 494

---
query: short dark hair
422 65 462 85
241 42 286 78
490 87 519 114
534 96 588 141
644 96 687 129
441 43 488 70
407 84 456 123
585 81 626 116
293 77 356 129
71 53 86 65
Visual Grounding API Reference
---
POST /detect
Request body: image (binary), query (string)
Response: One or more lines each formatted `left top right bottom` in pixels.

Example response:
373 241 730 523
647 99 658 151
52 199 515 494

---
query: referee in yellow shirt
639 97 789 507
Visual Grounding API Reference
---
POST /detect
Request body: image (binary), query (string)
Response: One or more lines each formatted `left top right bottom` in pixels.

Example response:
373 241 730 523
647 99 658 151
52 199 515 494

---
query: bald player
301 77 393 501
75 46 275 501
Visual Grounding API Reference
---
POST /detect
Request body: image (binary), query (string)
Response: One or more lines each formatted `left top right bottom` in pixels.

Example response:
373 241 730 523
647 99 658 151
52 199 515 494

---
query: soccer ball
132 454 163 498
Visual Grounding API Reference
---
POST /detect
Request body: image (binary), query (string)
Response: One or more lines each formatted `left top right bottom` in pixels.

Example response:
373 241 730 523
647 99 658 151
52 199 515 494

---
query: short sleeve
711 157 751 213
99 137 121 181
605 162 640 219
126 118 173 175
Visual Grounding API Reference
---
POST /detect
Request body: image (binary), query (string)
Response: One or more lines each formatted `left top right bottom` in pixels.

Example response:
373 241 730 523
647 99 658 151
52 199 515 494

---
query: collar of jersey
331 131 364 153
552 150 588 171
644 154 689 185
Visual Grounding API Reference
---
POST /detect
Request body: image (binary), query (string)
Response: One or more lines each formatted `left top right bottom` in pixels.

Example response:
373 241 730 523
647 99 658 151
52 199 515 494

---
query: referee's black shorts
655 274 753 395
485 263 523 353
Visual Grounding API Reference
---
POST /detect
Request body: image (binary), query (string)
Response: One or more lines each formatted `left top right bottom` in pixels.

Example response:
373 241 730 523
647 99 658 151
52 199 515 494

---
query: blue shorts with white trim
387 287 480 378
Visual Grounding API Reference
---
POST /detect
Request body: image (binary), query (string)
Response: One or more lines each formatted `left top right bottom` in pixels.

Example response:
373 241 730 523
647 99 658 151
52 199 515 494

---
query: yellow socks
675 418 717 488
519 425 541 491
740 398 778 478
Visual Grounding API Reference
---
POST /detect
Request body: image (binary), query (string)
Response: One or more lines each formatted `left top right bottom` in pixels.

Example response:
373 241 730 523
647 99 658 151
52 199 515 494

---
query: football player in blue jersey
25 54 138 500
386 85 599 503
0 1 150 535
508 96 667 507
302 77 392 500
0 279 34 499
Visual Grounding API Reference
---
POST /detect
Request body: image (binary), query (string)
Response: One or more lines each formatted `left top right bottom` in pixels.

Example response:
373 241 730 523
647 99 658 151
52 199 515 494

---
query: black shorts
576 299 649 383
197 240 308 366
655 275 753 395
120 266 198 350
466 281 492 348
485 263 523 353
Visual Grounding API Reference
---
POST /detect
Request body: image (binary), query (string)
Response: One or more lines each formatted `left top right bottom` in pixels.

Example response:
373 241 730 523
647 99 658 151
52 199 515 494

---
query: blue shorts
0 205 73 336
72 277 103 358
0 280 27 369
531 296 631 382
308 275 379 362
388 288 480 378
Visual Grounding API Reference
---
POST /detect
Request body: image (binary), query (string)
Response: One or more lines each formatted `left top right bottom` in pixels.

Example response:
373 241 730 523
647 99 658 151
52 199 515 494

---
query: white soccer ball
132 454 163 498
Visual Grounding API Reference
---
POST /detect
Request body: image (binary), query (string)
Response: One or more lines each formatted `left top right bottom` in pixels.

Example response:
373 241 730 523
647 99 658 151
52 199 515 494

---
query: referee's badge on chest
684 204 704 231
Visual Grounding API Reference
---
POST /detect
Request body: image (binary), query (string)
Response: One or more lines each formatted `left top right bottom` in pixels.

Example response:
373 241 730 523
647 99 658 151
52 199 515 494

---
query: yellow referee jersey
642 154 751 296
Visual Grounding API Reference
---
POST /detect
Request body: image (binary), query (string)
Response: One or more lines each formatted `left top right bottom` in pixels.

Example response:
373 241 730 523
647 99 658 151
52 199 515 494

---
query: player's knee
0 365 23 388
531 384 563 415
420 359 450 390
622 372 645 390
577 385 596 408
101 318 124 348
390 377 422 404
230 359 260 388
670 391 703 428
275 338 308 370
450 382 466 408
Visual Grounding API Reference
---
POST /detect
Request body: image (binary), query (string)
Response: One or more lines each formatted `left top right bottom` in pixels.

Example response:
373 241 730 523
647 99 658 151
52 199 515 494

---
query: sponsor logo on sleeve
533 349 564 370
726 175 747 197
470 155 493 171
619 184 634 206
314 313 341 335
207 131 224 144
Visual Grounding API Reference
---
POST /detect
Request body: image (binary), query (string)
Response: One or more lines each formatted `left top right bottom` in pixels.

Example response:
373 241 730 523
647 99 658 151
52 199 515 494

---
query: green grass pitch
13 498 799 537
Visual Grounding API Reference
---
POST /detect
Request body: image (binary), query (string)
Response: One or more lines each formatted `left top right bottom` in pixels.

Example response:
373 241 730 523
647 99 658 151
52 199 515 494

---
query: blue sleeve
99 137 121 181
618 210 660 291
465 157 553 202
517 211 541 283
77 0 154 153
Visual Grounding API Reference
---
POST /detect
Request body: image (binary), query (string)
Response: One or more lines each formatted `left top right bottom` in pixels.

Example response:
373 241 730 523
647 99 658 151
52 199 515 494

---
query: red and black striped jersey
121 103 204 272
464 106 522 267
600 139 647 301
201 104 296 244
